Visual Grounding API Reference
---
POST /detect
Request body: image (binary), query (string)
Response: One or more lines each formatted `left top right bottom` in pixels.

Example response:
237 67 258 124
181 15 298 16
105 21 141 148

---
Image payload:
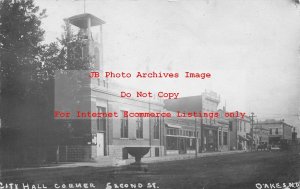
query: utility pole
250 112 256 152
195 117 197 158
200 117 203 153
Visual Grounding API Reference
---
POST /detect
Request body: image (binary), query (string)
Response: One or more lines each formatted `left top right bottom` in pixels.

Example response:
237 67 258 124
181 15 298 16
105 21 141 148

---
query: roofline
65 13 105 28
68 13 105 23
256 121 294 128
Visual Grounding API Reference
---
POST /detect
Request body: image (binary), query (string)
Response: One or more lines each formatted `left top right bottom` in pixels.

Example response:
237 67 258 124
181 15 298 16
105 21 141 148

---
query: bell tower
66 13 105 74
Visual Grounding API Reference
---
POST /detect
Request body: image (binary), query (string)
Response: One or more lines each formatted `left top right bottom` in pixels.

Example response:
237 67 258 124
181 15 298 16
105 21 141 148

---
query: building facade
164 90 230 152
255 119 294 146
229 116 251 151
164 113 200 155
217 109 230 152
54 13 166 162
253 126 269 148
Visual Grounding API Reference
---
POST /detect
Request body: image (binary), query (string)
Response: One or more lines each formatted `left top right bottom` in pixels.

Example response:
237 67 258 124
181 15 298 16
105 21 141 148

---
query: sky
36 0 300 131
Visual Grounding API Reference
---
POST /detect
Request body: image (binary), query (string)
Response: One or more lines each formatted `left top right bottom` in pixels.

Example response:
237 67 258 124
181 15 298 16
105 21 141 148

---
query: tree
0 0 46 128
0 0 94 167
0 0 49 167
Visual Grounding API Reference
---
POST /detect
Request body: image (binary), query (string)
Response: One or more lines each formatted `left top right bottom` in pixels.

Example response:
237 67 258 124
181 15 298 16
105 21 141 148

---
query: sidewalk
1 150 247 172
142 150 246 164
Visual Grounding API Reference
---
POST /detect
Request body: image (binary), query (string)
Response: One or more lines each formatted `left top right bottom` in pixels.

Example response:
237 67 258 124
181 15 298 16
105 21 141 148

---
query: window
97 106 106 131
270 129 272 135
154 117 160 139
171 129 175 135
275 128 278 135
167 128 171 135
223 132 228 145
167 128 177 135
190 131 193 137
121 111 128 138
136 117 143 139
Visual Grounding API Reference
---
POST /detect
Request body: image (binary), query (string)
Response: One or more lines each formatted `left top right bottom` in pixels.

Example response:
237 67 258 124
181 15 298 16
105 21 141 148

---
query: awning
246 134 252 140
165 123 182 129
238 135 249 141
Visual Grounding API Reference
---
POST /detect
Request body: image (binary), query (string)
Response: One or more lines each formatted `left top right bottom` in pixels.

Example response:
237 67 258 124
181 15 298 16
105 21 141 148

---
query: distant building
252 126 269 147
229 116 251 151
255 119 294 145
217 109 230 152
292 127 297 143
165 90 229 152
164 112 200 155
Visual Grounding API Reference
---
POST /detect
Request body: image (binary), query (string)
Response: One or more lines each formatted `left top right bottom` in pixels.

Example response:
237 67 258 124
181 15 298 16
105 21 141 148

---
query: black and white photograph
0 0 300 188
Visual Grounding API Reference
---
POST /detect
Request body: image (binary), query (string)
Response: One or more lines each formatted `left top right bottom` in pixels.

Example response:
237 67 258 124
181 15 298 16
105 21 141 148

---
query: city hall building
54 13 166 162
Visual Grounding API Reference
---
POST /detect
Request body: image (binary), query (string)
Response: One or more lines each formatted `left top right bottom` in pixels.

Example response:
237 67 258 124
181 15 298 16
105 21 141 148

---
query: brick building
54 13 166 162
164 112 200 155
255 119 294 146
164 90 229 152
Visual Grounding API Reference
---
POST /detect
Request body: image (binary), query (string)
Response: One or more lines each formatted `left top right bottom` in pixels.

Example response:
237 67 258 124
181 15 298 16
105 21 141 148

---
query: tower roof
66 13 105 28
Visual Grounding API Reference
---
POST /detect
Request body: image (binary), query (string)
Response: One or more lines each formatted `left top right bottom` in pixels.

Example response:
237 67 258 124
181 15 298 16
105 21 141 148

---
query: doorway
97 133 104 156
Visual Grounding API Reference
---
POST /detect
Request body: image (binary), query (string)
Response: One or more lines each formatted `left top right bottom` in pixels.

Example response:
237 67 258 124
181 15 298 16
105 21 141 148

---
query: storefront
202 126 218 152
165 123 197 155
238 135 249 150
269 136 281 145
